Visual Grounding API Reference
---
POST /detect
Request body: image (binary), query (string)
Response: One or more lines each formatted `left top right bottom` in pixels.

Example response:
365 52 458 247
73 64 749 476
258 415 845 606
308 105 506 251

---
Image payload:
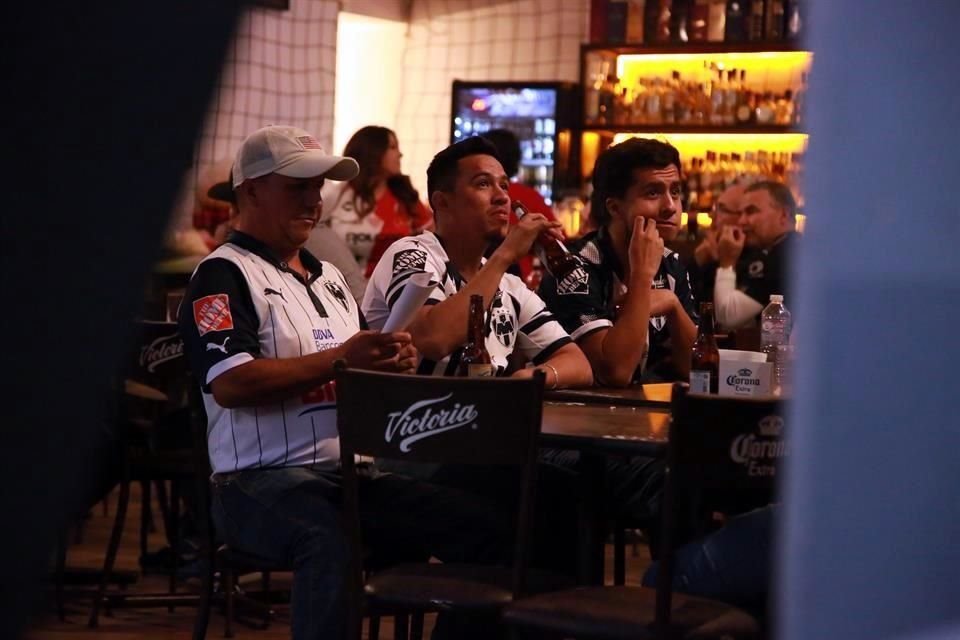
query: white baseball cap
232 125 359 187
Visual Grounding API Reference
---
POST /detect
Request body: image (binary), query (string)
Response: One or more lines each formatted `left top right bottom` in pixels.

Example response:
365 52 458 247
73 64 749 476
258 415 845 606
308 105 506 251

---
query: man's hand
717 226 745 269
628 217 664 283
694 228 719 267
338 331 416 372
494 213 563 264
649 288 679 317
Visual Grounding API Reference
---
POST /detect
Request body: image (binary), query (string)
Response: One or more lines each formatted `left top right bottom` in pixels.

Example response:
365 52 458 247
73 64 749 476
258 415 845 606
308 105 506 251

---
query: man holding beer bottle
362 135 593 387
539 137 698 385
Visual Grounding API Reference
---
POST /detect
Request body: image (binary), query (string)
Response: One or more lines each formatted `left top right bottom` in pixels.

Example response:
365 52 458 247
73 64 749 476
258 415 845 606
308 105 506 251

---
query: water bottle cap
770 294 784 303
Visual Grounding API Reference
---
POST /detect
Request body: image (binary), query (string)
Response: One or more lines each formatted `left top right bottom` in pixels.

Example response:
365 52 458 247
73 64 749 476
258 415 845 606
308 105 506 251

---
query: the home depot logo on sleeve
193 294 234 336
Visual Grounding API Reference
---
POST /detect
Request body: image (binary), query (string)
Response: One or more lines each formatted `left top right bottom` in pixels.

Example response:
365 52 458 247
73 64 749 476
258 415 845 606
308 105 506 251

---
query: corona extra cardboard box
718 349 772 397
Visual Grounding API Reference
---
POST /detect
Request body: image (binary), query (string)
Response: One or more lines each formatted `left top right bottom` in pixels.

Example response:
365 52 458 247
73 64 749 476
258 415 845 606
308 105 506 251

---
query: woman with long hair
319 126 433 278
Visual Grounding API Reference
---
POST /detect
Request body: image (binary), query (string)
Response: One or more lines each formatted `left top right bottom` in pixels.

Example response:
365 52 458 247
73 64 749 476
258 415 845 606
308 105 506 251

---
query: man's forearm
594 274 654 387
210 349 342 408
714 267 764 329
409 252 512 360
543 343 594 389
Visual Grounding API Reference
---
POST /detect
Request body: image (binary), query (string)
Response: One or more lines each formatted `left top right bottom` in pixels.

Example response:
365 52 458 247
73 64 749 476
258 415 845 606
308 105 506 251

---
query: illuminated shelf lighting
609 132 809 156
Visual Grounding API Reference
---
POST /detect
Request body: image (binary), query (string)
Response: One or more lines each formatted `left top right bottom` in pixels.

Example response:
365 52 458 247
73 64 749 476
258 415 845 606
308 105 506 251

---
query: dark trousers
211 465 510 640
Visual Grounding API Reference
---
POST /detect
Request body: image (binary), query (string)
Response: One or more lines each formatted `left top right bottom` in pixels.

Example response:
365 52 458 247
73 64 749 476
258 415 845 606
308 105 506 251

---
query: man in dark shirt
539 137 698 385
714 180 798 329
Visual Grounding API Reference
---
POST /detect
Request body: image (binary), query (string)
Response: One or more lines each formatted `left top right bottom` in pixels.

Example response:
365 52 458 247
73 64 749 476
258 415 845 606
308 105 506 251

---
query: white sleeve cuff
206 352 255 386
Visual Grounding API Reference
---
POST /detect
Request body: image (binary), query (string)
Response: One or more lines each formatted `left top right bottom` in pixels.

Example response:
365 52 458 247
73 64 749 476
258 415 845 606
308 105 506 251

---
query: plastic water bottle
760 295 792 391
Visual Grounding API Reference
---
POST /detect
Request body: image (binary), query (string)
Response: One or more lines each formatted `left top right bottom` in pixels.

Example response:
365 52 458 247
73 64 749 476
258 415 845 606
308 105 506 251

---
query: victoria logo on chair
139 335 184 373
384 393 479 452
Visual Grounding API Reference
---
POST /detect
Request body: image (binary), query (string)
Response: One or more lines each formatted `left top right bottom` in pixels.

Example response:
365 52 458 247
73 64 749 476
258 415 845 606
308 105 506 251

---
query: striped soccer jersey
179 231 361 475
362 231 571 376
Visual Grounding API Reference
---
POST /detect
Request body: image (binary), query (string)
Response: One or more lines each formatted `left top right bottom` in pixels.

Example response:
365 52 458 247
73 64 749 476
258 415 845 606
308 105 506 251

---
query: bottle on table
690 302 720 393
760 294 792 390
458 294 494 377
512 202 586 295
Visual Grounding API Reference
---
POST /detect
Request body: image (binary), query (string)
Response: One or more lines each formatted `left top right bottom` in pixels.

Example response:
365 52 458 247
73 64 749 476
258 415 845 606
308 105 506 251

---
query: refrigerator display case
450 80 580 206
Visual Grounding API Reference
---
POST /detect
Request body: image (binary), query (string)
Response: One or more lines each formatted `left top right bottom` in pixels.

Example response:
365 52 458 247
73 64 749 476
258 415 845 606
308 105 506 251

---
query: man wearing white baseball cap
179 125 509 639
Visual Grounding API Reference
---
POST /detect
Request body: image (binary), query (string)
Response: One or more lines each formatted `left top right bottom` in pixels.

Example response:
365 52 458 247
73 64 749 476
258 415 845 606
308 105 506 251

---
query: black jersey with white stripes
362 231 572 377
538 226 698 383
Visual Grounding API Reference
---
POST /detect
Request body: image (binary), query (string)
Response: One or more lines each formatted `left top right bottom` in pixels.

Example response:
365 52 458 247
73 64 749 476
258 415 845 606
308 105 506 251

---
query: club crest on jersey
748 260 765 277
323 280 350 311
490 294 516 348
193 294 233 336
651 315 667 332
556 265 590 296
393 248 427 274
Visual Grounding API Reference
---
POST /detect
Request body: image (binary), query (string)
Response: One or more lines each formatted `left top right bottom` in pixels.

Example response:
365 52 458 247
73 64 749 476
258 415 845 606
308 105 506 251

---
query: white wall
332 12 408 155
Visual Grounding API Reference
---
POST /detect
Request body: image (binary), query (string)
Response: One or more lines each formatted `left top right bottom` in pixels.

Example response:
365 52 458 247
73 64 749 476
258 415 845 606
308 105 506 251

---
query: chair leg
223 564 235 638
139 480 152 561
54 528 68 621
89 480 131 628
260 571 271 629
393 613 409 640
368 614 381 640
168 480 181 612
192 544 215 640
410 611 424 640
613 522 626 586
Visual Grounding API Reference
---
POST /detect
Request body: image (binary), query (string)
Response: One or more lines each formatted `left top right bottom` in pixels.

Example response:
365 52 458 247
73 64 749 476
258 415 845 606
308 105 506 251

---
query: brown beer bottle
690 301 720 393
458 294 495 377
512 201 586 295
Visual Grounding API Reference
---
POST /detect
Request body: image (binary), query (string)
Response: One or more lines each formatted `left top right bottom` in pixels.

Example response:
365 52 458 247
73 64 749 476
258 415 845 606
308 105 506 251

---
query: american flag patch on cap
297 135 322 150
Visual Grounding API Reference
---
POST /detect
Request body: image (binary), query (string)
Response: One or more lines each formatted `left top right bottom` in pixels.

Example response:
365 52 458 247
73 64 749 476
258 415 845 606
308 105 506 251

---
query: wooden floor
26 484 652 639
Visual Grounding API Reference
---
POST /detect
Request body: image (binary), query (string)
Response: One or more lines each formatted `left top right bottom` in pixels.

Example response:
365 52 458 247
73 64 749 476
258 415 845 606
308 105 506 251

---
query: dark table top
544 383 673 409
539 401 671 457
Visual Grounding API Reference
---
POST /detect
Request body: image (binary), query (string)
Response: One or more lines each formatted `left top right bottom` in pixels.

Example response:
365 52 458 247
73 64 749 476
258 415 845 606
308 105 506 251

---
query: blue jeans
211 465 510 640
642 505 778 610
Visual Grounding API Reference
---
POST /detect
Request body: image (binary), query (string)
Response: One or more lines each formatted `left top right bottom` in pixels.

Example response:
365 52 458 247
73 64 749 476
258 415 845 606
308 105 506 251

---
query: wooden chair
502 383 784 639
88 320 198 627
335 364 552 640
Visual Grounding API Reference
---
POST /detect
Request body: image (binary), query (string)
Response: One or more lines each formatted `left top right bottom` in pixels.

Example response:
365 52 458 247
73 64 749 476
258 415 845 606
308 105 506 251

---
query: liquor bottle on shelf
723 69 738 125
458 295 494 378
775 90 794 125
655 0 674 42
662 75 677 124
671 0 692 43
765 0 785 39
755 92 776 124
709 68 725 125
608 0 630 43
626 0 646 43
724 0 746 42
748 0 766 40
784 0 802 40
793 71 808 125
686 158 701 211
707 0 726 41
598 74 618 125
690 0 709 41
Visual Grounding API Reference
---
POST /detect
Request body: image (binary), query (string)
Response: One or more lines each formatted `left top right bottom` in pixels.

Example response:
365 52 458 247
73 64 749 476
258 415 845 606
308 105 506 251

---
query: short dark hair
590 138 682 227
745 180 798 218
481 129 520 177
426 136 503 211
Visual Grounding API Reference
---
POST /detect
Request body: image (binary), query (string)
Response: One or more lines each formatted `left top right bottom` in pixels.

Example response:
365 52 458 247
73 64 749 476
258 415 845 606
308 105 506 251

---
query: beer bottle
458 294 495 377
512 201 585 296
690 301 720 393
